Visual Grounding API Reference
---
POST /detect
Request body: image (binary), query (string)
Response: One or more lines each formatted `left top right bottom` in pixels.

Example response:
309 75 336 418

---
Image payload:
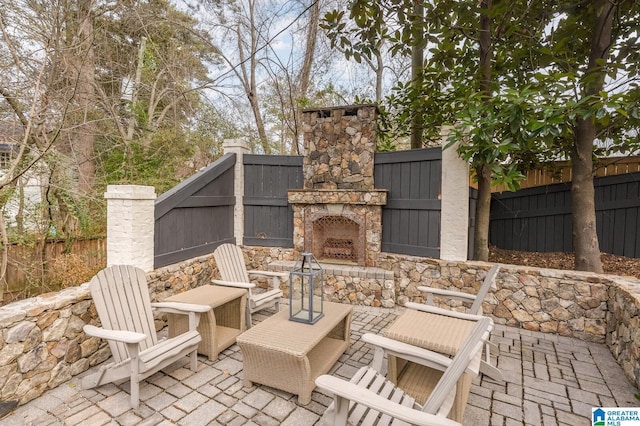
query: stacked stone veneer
1 246 640 406
290 104 387 267
288 190 387 267
606 280 640 382
301 105 377 190
375 253 610 340
269 260 395 308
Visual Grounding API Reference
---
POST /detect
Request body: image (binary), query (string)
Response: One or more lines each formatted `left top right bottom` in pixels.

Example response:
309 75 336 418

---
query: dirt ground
488 245 640 279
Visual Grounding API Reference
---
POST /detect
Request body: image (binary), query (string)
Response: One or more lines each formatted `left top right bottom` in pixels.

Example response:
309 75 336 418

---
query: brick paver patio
1 305 638 425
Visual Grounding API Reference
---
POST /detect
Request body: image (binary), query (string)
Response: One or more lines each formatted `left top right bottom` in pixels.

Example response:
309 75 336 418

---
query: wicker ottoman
383 308 477 422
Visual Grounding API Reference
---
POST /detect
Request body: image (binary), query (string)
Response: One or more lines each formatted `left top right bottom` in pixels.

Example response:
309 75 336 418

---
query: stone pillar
440 132 470 261
223 138 249 244
105 185 156 272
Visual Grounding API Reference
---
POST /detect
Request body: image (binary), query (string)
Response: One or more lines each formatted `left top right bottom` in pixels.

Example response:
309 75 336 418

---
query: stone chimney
288 105 387 267
302 105 377 190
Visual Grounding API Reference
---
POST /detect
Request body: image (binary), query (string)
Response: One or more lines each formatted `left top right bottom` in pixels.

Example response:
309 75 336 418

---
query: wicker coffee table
166 285 246 361
236 301 353 404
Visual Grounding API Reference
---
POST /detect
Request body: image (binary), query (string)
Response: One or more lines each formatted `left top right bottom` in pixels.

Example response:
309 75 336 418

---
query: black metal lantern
289 252 324 324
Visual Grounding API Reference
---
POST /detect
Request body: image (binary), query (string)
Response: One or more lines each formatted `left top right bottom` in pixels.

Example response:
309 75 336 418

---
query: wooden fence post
223 139 249 245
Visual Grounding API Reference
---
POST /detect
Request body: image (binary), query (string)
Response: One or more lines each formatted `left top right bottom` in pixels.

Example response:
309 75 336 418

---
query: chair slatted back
469 265 500 314
422 317 492 415
88 265 158 363
214 244 251 283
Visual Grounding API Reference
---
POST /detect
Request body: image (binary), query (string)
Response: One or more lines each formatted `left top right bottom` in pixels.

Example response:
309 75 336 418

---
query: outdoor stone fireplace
288 105 387 267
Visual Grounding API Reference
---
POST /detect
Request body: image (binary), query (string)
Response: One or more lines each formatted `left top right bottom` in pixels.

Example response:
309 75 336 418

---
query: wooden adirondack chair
82 265 211 409
415 265 500 315
315 317 493 426
406 264 503 382
212 243 287 327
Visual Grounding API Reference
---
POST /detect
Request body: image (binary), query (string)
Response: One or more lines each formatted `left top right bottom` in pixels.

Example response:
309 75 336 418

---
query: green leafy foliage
99 130 191 195
323 0 640 267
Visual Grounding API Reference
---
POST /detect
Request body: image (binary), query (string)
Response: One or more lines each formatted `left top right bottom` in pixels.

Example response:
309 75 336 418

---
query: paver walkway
1 305 638 425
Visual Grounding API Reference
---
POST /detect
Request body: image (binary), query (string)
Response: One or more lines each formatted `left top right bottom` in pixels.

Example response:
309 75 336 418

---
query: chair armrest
212 279 255 289
83 324 146 344
247 270 289 281
364 332 483 376
363 333 453 372
416 287 477 303
404 302 485 322
151 302 212 314
315 375 461 426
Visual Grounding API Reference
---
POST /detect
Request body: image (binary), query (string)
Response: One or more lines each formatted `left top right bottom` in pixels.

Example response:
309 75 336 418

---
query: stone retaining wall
269 260 396 308
0 246 639 407
0 254 215 406
376 253 612 342
605 279 640 385
251 247 640 387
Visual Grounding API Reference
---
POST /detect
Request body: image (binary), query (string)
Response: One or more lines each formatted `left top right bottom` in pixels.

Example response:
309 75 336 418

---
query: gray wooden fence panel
490 183 574 253
243 154 303 247
490 172 640 257
375 148 442 258
595 173 640 257
154 153 236 268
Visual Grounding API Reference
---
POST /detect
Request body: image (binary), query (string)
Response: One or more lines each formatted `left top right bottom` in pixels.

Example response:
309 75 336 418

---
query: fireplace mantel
288 189 387 205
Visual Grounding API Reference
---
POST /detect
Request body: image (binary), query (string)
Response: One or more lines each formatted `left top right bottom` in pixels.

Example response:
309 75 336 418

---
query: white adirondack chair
212 243 287 327
315 317 493 426
82 265 211 409
415 264 500 315
406 264 503 382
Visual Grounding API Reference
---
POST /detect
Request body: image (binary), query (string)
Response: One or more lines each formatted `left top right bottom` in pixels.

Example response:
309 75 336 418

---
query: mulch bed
489 246 640 279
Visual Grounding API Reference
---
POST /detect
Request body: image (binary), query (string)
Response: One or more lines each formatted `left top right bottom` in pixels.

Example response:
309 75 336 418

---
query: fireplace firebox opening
310 214 364 265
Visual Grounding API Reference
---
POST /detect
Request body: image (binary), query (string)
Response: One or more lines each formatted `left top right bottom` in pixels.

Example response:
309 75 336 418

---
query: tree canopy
323 0 640 271
0 0 638 277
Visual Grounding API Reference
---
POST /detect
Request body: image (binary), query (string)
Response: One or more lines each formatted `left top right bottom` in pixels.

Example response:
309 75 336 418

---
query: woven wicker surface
236 301 353 404
384 308 478 422
236 302 352 355
395 361 472 422
166 285 246 361
384 309 476 356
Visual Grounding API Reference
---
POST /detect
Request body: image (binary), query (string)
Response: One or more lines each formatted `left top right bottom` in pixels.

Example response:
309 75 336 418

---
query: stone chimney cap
302 104 379 116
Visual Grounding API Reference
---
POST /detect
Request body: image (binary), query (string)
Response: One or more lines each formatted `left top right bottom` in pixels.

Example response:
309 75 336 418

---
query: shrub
47 253 101 289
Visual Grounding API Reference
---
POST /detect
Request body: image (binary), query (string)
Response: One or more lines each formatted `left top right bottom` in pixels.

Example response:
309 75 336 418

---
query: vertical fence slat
243 155 303 247
375 148 442 258
490 172 640 258
154 153 236 268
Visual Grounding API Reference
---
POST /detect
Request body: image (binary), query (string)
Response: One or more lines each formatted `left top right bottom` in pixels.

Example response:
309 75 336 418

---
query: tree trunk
126 37 146 143
74 0 97 195
410 1 424 149
473 0 493 261
248 92 269 153
375 52 383 103
571 0 613 273
572 122 602 272
473 164 492 261
292 0 320 154
248 0 270 154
